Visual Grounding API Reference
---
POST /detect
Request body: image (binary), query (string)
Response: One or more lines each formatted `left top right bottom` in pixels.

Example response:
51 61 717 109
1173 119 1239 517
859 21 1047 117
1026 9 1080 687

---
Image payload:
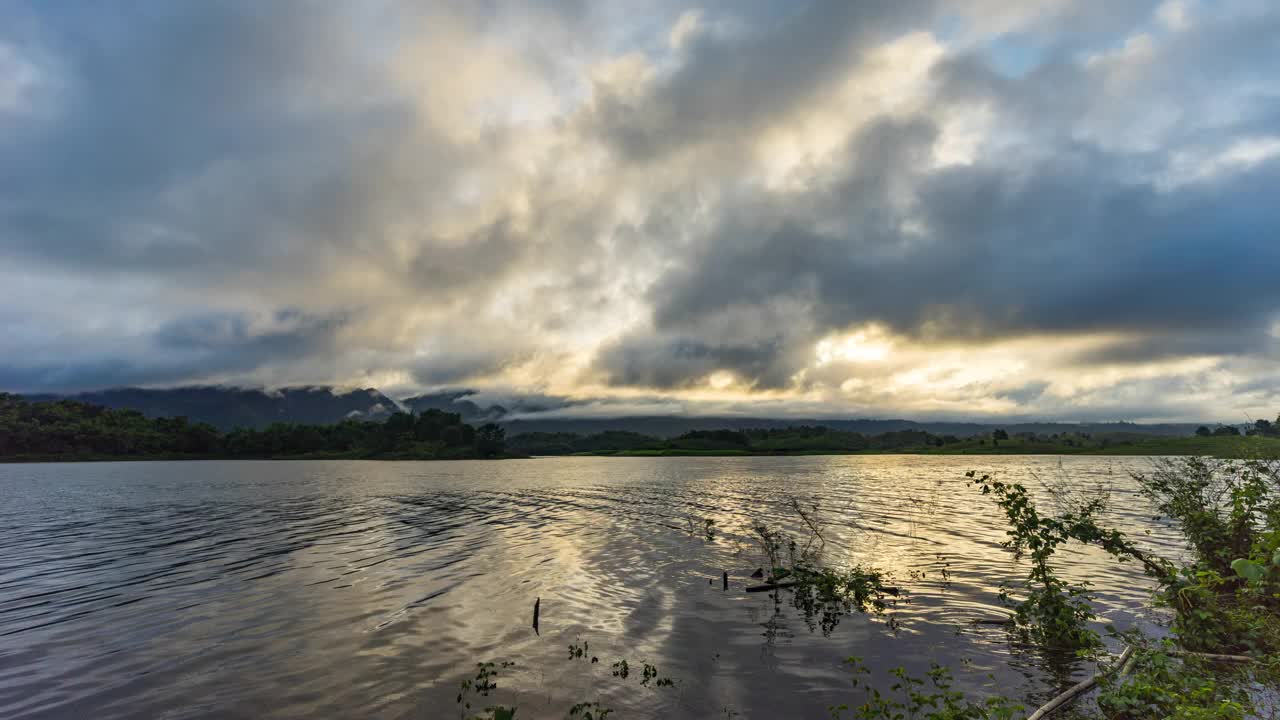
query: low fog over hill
25 386 1212 437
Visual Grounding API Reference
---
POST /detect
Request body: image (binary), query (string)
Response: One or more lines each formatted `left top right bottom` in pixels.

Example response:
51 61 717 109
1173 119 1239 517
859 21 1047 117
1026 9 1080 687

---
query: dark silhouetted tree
475 423 506 458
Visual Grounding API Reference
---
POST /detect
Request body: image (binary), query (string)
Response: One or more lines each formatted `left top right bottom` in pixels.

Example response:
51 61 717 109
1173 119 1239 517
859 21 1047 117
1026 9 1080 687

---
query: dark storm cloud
1068 332 1280 367
594 0 1280 390
594 334 794 389
601 148 1280 385
0 2 392 275
1 0 1278 421
402 219 528 298
410 350 520 386
0 0 553 393
0 309 347 393
584 0 940 161
995 382 1051 406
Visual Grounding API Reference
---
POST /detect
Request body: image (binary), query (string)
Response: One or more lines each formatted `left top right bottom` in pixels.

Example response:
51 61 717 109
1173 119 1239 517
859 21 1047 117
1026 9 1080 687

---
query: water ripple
0 456 1179 719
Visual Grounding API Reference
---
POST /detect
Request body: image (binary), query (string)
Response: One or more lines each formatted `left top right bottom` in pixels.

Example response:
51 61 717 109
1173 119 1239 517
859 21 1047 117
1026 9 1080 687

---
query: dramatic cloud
0 0 1277 421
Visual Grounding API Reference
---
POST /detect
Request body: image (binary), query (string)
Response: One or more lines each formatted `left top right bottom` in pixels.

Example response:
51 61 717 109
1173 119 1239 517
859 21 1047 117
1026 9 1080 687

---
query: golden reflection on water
0 456 1179 719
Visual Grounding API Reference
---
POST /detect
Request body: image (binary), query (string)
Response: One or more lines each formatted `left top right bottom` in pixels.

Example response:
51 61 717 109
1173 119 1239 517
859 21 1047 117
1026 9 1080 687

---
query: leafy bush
968 471 1112 650
829 658 1023 720
751 498 894 635
1134 458 1280 653
1097 643 1251 720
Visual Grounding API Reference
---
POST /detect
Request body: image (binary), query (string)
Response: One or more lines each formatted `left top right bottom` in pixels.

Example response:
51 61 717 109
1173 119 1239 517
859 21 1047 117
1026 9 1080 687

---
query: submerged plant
1135 457 1280 654
791 565 892 636
968 471 1109 650
683 514 718 541
749 496 895 635
566 701 611 719
828 657 1023 720
1096 641 1254 720
456 661 518 720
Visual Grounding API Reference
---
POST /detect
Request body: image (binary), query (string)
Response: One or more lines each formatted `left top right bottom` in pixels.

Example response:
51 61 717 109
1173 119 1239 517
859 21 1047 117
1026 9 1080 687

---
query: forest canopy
0 393 505 460
3 393 1276 461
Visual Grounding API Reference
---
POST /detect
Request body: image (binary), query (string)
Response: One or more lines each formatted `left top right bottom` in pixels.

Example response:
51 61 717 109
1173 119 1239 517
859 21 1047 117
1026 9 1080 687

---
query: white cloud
668 10 702 50
1156 0 1191 31
0 1 1278 421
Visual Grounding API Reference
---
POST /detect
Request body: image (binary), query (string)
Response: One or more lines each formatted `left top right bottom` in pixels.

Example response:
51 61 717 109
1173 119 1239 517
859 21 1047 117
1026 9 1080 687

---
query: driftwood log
1025 646 1134 720
745 580 799 592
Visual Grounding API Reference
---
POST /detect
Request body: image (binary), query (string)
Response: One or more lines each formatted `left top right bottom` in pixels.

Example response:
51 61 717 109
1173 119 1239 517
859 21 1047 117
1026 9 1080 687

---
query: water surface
0 456 1182 718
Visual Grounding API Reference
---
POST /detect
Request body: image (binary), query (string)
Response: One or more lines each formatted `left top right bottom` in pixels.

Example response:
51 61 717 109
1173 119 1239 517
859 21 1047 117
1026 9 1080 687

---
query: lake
0 456 1184 719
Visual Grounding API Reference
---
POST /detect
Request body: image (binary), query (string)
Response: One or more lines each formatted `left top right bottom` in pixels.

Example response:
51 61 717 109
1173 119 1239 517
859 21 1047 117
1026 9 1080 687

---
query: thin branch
1026 646 1134 720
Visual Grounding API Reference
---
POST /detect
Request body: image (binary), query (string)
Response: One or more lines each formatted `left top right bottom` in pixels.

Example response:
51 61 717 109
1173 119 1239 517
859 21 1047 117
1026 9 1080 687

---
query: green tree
475 423 506 458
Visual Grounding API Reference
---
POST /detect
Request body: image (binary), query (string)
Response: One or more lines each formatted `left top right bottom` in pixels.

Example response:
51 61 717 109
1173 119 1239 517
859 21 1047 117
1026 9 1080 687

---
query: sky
1 0 1278 422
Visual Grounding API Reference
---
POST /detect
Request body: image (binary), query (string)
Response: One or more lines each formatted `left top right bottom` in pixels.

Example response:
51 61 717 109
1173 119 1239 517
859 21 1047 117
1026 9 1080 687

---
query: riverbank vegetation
451 456 1278 718
508 425 1280 459
6 392 1277 462
966 457 1280 718
0 393 507 460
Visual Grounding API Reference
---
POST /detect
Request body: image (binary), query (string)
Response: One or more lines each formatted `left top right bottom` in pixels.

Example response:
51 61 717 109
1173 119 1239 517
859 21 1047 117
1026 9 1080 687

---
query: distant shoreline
0 452 530 464
5 436 1278 463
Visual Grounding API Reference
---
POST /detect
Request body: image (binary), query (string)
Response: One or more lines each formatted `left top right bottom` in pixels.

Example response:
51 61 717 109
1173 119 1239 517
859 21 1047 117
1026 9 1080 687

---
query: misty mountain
400 390 563 425
27 385 1210 437
400 390 497 424
27 386 401 430
400 390 1205 437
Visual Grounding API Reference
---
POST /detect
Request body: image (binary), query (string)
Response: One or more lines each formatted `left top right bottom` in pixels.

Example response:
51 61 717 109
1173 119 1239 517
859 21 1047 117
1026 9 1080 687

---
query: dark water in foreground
0 456 1183 719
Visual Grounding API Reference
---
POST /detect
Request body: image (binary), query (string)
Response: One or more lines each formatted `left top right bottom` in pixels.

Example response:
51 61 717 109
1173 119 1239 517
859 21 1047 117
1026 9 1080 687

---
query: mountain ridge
25 386 401 430
18 385 1217 437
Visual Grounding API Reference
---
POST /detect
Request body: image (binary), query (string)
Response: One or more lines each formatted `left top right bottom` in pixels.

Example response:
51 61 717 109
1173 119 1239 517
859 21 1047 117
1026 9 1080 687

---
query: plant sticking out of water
683 514 717 541
1133 457 1280 656
792 566 892 636
751 495 831 580
968 470 1116 651
827 657 1024 720
971 458 1280 656
907 554 952 594
751 495 896 636
1094 634 1258 720
965 458 1280 717
456 661 518 720
639 662 673 687
567 701 611 719
457 642 679 719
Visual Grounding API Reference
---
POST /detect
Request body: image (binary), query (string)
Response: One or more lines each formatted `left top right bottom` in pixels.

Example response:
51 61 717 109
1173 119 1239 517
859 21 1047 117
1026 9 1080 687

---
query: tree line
507 426 969 455
1195 415 1280 437
0 393 505 460
508 422 1280 456
5 391 1275 461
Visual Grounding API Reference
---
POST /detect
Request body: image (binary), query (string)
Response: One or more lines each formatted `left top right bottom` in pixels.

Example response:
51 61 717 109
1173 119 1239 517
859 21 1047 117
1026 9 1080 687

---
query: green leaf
1230 558 1265 583
494 707 517 720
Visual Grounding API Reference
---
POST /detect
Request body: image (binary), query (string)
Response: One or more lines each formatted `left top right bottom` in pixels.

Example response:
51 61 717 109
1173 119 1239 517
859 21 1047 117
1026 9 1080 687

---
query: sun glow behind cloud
0 0 1278 421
